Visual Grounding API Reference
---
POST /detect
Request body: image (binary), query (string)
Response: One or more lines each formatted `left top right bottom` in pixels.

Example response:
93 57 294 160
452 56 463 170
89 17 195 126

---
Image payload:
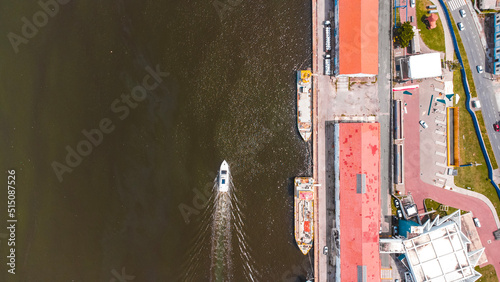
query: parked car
458 22 465 31
397 209 403 219
473 217 481 228
459 9 466 17
472 100 481 108
494 124 500 132
419 120 428 129
477 65 484 73
393 226 399 235
323 246 328 255
410 0 415 7
392 216 398 225
394 199 400 209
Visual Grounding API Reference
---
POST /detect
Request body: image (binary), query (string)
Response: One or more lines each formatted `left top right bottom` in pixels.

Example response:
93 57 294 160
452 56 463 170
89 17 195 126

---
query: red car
495 124 500 132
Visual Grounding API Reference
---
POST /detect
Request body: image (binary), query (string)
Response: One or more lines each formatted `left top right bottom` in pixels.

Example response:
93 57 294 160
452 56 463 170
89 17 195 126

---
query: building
333 0 379 76
398 53 442 80
380 211 484 282
334 123 381 281
479 0 499 10
493 13 500 75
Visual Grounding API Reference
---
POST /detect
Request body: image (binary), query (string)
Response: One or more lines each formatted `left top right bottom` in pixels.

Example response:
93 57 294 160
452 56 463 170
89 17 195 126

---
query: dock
311 0 319 280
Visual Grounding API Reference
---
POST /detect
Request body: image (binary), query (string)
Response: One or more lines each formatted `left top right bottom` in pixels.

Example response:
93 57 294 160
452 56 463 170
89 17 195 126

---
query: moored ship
294 177 314 255
297 70 313 141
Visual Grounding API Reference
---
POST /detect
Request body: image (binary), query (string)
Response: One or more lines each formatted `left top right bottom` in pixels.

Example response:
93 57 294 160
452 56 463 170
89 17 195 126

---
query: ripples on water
183 173 258 281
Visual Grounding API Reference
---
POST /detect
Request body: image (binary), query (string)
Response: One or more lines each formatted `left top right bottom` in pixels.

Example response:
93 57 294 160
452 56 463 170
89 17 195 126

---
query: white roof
403 211 483 282
408 53 442 79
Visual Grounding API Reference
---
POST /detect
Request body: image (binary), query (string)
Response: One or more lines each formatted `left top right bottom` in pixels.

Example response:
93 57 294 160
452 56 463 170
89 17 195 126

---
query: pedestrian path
447 0 465 11
429 0 454 61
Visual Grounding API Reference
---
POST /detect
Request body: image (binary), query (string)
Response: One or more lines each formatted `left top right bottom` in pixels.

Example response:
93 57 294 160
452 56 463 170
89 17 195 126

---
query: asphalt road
378 0 393 268
449 5 500 166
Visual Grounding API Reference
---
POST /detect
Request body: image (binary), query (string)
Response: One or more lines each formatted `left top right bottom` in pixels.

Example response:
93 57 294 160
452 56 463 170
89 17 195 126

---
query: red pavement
398 1 416 27
402 89 500 275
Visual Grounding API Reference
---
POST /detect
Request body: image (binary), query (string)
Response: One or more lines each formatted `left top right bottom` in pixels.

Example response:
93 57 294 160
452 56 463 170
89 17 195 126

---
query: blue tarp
398 219 421 238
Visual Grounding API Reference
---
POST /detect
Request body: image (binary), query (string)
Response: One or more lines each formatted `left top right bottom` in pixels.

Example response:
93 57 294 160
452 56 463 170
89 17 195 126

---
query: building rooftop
335 123 381 281
337 0 379 76
388 211 484 282
408 53 442 79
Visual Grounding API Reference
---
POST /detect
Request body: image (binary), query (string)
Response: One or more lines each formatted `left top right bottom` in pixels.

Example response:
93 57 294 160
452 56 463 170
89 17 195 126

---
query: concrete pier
311 0 319 280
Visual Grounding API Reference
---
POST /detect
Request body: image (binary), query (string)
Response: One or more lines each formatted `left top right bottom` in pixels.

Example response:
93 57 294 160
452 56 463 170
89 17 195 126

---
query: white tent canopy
408 53 442 79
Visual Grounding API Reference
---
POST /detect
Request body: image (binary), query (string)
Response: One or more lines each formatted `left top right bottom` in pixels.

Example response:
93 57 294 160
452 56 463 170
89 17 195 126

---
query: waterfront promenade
311 0 319 279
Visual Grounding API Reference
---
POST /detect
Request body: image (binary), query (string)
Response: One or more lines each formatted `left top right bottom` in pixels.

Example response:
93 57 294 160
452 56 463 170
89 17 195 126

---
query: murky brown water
0 0 313 281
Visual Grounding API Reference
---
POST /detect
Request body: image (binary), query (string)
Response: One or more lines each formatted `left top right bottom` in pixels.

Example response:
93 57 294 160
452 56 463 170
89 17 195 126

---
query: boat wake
182 173 258 281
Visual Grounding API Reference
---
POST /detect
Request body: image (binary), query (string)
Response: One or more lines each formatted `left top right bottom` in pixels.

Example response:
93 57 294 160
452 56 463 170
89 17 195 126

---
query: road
378 0 393 269
447 1 500 170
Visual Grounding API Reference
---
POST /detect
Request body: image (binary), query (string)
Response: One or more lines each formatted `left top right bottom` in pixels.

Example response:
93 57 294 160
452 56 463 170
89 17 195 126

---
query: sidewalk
424 168 500 228
430 0 455 61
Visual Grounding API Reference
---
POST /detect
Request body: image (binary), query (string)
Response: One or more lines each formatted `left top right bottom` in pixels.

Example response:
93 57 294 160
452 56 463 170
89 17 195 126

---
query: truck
324 54 331 76
324 21 331 52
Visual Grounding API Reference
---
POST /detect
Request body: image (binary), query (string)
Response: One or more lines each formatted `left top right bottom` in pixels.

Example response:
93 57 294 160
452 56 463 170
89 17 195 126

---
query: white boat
218 160 230 192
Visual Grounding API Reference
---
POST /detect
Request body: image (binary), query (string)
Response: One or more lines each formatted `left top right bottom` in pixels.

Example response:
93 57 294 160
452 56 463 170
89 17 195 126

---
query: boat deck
297 70 313 141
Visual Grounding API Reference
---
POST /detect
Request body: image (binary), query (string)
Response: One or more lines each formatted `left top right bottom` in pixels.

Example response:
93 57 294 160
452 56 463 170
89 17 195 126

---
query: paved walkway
403 88 500 275
311 0 319 279
430 0 455 61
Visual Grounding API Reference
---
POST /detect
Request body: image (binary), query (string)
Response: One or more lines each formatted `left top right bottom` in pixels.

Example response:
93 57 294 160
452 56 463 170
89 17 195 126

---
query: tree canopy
395 21 415 48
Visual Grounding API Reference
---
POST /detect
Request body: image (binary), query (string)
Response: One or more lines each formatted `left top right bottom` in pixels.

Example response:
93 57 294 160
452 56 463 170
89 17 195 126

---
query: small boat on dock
297 70 312 141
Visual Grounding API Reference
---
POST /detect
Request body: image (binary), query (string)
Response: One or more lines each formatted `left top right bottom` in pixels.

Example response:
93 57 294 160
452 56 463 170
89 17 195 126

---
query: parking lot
394 76 452 192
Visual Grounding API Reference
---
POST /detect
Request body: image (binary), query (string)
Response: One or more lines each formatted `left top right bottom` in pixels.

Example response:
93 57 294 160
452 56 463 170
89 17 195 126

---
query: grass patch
453 68 500 220
416 0 446 52
391 196 397 215
447 6 478 98
476 111 499 169
395 7 401 25
424 199 467 220
475 264 498 282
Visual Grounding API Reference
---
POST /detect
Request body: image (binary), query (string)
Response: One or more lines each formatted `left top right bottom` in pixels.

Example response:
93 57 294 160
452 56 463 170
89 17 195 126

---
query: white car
473 217 481 228
459 9 466 17
419 120 428 129
458 22 465 31
323 246 328 255
476 65 484 73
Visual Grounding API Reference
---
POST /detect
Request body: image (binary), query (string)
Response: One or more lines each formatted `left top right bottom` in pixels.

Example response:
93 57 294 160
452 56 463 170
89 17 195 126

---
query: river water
0 0 312 281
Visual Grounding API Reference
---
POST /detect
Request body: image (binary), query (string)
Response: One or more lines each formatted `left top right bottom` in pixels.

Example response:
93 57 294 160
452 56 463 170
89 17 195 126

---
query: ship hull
294 177 314 255
297 70 312 142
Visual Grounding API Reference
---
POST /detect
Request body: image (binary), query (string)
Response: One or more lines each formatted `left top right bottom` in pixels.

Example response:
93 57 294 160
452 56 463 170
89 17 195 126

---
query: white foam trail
183 173 260 281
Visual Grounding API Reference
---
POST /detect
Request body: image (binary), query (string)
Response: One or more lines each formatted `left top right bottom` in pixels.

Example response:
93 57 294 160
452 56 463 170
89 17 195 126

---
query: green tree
446 60 462 70
395 21 415 48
